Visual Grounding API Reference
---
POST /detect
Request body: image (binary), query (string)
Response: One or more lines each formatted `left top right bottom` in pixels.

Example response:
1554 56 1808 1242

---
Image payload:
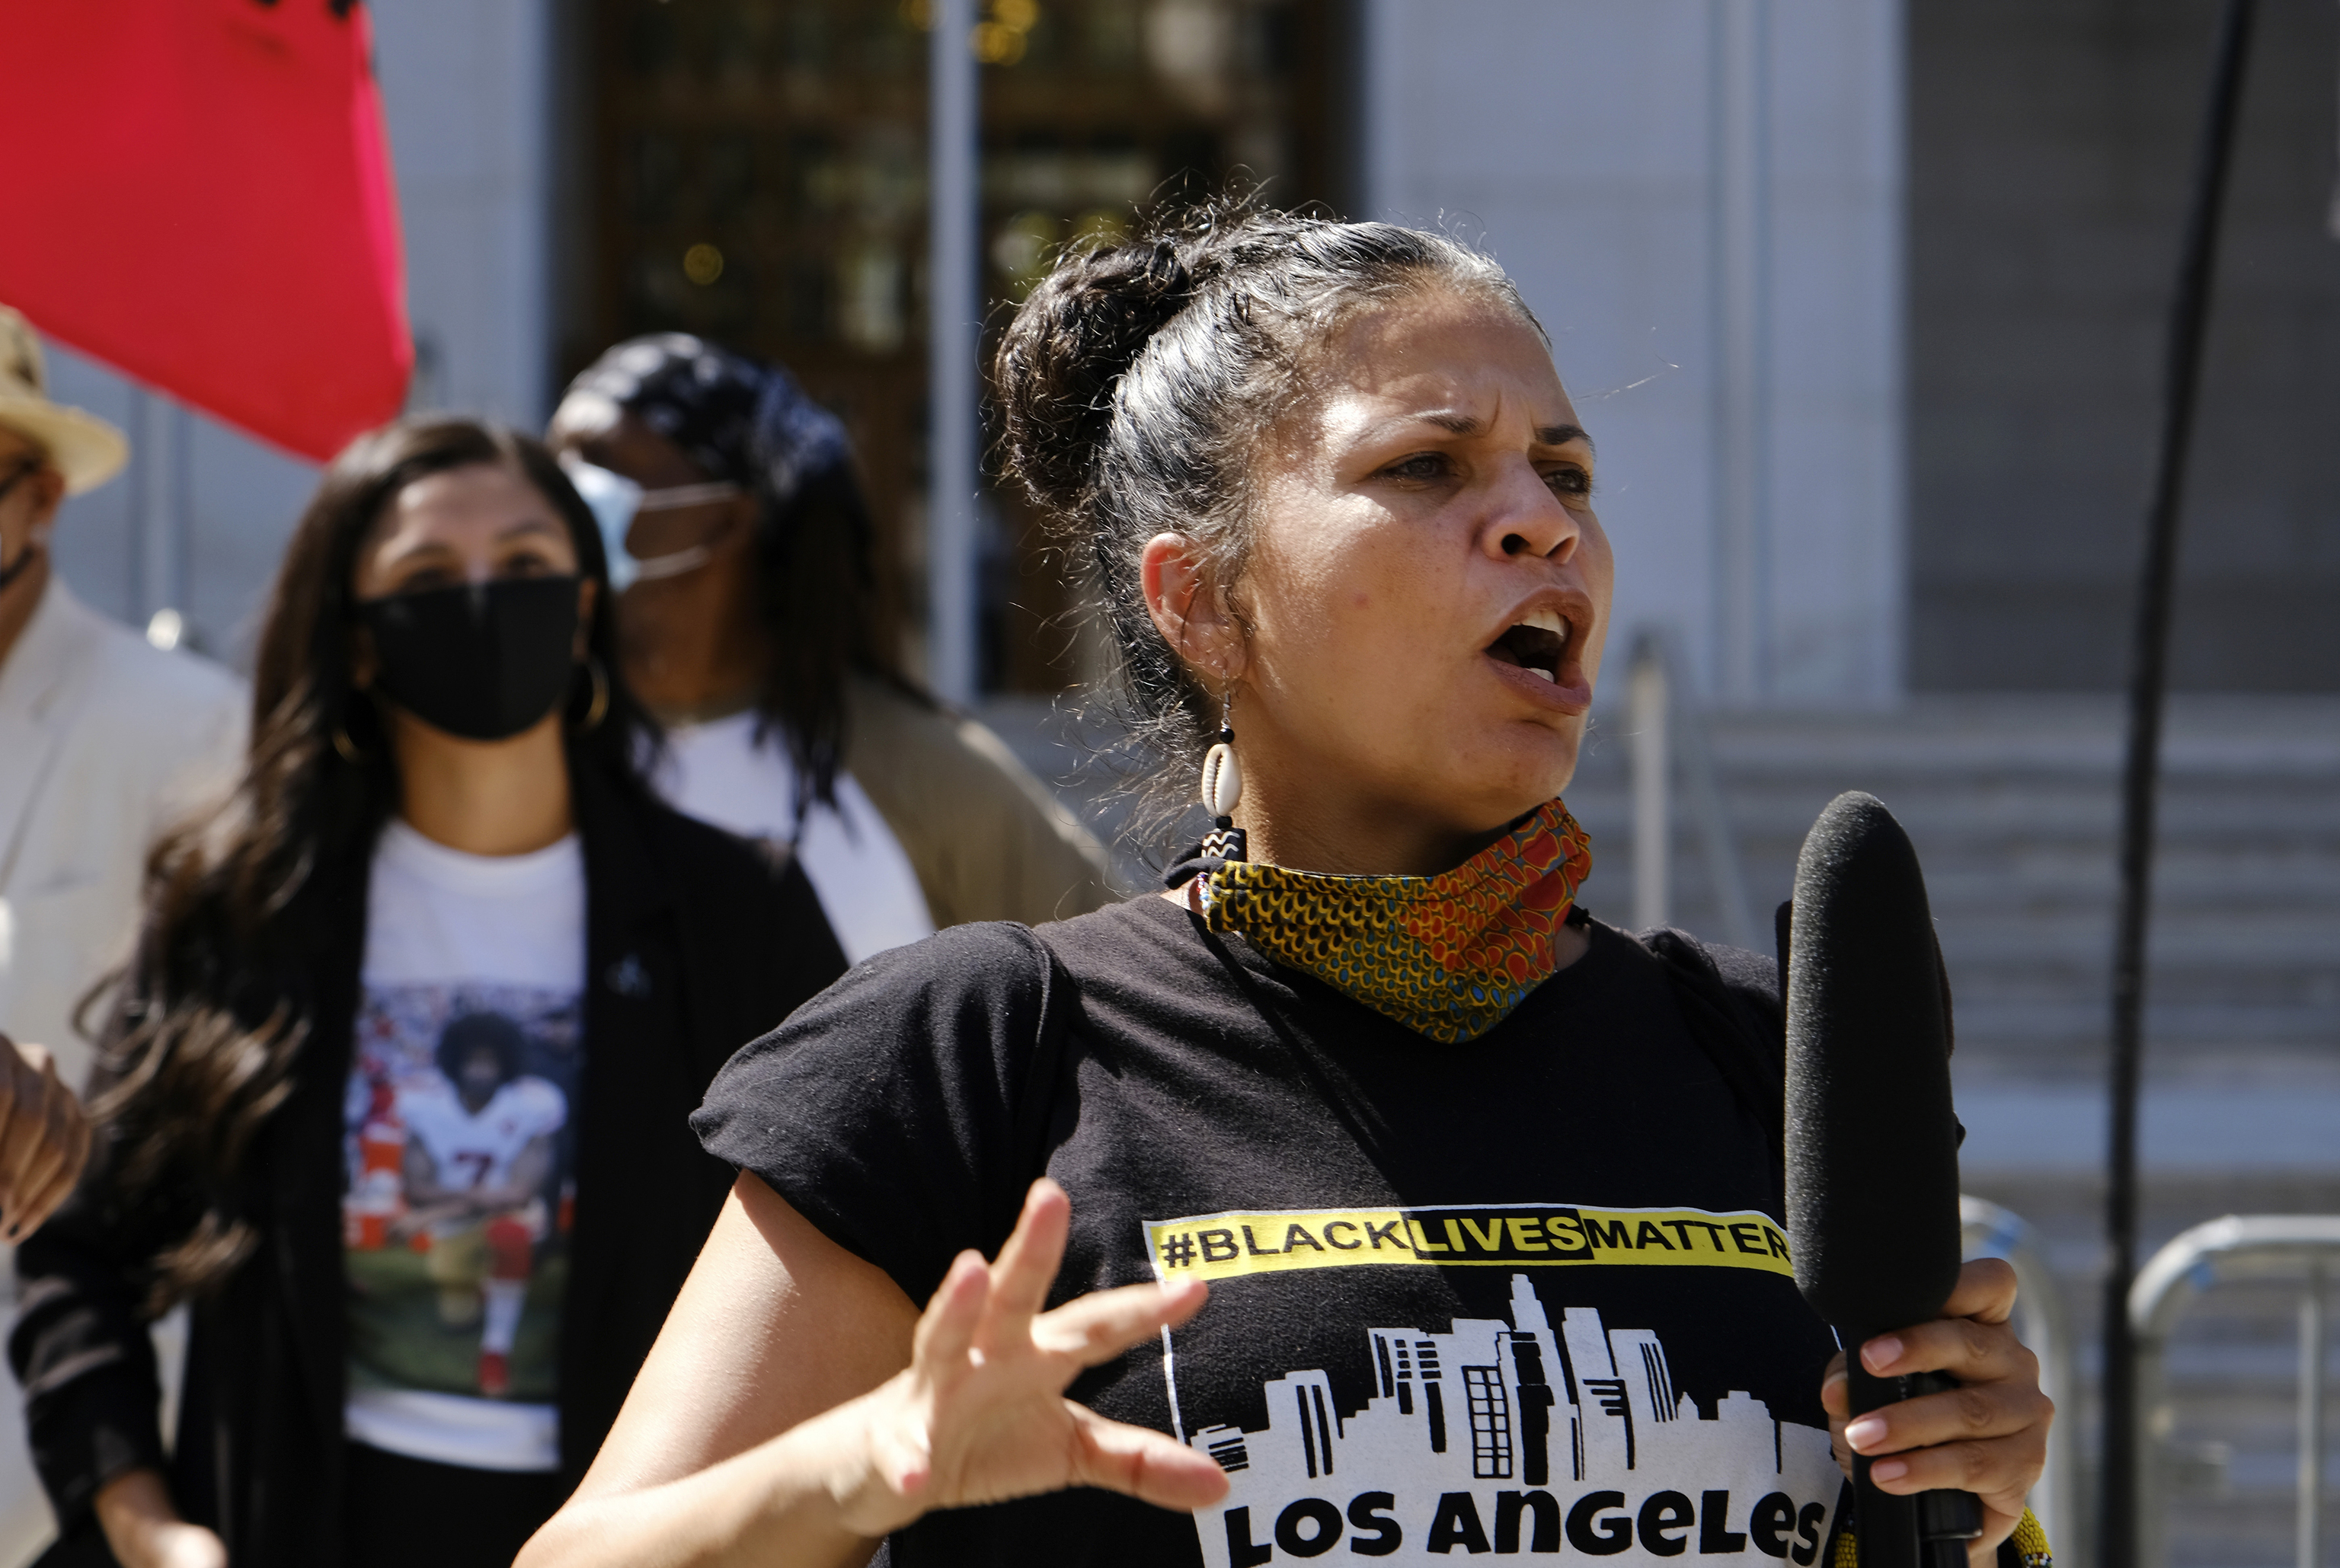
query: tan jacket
842 674 1116 929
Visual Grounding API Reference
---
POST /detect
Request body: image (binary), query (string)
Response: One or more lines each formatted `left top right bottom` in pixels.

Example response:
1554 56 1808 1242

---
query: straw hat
0 306 129 495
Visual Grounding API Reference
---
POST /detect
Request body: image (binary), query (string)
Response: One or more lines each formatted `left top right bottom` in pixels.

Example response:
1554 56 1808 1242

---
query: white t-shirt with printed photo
341 820 586 1474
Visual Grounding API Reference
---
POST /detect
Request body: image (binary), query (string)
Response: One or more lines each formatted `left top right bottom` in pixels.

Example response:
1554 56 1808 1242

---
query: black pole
2097 2 2255 1563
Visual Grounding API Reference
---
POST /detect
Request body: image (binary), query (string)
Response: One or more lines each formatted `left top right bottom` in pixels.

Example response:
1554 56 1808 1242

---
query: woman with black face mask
8 417 847 1568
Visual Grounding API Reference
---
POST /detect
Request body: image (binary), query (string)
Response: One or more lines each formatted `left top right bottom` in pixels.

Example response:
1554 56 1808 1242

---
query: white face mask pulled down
559 455 743 592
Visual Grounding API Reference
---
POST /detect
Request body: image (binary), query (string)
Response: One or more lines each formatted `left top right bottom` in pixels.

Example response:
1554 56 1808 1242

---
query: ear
1140 532 1245 684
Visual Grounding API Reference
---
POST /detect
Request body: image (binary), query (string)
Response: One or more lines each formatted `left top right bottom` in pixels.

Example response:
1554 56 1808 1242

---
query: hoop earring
331 718 366 765
576 657 611 733
1199 687 1246 865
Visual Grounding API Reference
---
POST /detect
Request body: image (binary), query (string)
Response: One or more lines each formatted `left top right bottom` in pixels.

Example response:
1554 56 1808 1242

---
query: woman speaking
520 211 2053 1568
11 419 845 1568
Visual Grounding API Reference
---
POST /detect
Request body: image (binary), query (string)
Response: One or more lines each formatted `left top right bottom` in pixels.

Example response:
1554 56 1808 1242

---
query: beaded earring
1198 690 1247 865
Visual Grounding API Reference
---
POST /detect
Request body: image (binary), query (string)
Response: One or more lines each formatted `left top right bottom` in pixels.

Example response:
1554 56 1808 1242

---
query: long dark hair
92 416 655 1305
743 459 895 813
558 335 900 816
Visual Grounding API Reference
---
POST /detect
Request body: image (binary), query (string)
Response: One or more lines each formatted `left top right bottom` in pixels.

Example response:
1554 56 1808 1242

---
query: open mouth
1487 608 1571 682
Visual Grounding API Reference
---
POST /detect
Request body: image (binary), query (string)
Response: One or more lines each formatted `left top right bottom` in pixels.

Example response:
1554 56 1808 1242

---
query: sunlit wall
1363 0 1906 708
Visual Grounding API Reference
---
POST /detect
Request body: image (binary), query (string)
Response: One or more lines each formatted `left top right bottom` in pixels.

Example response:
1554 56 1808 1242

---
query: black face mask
357 576 583 742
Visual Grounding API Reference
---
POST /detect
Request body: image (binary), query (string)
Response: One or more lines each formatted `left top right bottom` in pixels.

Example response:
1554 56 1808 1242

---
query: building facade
38 0 2340 703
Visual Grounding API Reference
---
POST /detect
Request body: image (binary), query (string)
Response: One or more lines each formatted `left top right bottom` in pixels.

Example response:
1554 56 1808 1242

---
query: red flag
0 0 411 461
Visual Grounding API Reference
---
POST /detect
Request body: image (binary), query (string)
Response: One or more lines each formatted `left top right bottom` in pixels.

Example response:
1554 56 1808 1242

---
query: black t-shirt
694 897 1846 1567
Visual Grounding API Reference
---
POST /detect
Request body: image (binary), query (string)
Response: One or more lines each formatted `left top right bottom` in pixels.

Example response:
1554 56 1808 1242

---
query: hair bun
994 231 1212 518
984 205 1535 854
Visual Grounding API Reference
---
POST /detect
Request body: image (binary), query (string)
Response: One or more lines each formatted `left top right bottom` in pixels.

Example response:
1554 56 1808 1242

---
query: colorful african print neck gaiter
1189 800 1594 1043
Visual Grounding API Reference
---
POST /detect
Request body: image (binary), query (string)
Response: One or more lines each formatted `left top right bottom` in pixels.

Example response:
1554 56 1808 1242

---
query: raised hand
1818 1257 2054 1565
0 1031 91 1242
834 1177 1229 1538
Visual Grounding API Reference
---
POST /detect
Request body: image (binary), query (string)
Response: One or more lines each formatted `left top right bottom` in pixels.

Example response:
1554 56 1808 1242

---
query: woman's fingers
1859 1314 2038 1390
0 1040 30 1189
4 1058 82 1240
1066 1403 1231 1512
1833 1271 2052 1527
1843 1369 2050 1455
1033 1277 1210 1368
1818 1350 1849 1417
0 1046 51 1230
1859 1426 2047 1513
1817 1352 1856 1477
912 1251 991 1381
980 1180 1072 1346
877 1182 1236 1531
3 1145 61 1242
15 1118 80 1237
1932 1257 2019 1327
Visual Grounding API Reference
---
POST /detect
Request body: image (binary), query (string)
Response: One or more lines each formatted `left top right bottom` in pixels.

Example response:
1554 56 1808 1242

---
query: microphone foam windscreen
1785 792 1964 1335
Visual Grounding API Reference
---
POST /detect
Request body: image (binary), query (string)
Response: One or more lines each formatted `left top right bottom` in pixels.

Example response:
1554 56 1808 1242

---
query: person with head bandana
548 336 1114 964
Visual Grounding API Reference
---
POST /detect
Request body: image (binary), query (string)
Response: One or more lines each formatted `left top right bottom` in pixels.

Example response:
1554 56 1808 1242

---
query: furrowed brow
1413 413 1592 453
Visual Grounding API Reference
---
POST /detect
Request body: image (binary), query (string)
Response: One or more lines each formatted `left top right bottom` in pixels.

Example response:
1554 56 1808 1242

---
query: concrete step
1558 696 2340 1084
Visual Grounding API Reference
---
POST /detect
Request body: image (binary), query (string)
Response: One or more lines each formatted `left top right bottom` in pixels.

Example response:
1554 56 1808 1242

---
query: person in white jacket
0 304 243 1561
0 308 245 1097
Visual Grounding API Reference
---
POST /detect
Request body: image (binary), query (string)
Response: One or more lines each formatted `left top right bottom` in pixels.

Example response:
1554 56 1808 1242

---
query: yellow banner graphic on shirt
1141 1202 1794 1285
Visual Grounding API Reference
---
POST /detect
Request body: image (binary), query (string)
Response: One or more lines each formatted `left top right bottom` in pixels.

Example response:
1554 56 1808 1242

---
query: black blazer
11 766 848 1566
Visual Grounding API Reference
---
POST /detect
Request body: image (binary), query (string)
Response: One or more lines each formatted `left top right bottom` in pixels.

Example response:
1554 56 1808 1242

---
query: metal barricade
1962 1196 2081 1565
2129 1214 2340 1568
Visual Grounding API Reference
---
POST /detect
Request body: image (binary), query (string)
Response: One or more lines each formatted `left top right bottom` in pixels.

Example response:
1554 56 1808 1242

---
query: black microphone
1784 792 1981 1568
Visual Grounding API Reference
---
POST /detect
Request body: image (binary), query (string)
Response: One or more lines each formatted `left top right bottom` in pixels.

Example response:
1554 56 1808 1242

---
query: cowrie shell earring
1199 690 1247 865
1201 740 1241 819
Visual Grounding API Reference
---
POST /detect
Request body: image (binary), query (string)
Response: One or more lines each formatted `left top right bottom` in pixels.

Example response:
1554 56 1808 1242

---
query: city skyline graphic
1176 1273 1841 1564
